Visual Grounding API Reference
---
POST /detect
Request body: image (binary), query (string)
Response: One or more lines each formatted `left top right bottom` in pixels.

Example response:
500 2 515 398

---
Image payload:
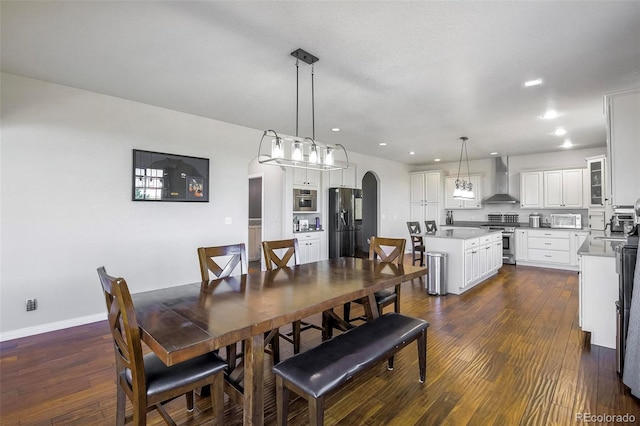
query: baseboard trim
0 313 106 342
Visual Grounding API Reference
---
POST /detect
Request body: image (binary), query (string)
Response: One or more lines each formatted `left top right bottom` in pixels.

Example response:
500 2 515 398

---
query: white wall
0 73 415 339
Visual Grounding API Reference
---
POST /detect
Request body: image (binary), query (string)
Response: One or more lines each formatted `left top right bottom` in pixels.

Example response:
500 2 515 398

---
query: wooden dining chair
262 239 324 354
407 221 426 266
96 266 226 425
198 244 280 365
344 236 407 324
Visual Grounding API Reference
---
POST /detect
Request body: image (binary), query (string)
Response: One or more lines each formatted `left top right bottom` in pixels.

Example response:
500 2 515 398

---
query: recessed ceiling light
434 158 441 162
554 128 567 136
490 152 498 156
524 78 543 87
409 151 415 155
541 110 559 119
562 138 573 148
379 142 387 146
331 128 340 132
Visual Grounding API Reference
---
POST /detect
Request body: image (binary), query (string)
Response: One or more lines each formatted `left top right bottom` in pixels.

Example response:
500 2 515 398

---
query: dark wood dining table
132 257 426 425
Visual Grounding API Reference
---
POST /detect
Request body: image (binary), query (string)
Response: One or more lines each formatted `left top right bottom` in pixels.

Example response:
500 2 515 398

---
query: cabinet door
444 177 464 209
570 232 588 266
463 175 482 209
562 169 584 208
306 239 321 263
425 172 441 203
306 169 320 187
329 164 357 188
520 171 544 209
544 170 563 207
515 229 528 261
410 203 424 222
410 173 425 203
293 168 307 186
587 157 606 208
493 241 503 270
481 244 491 276
464 249 474 287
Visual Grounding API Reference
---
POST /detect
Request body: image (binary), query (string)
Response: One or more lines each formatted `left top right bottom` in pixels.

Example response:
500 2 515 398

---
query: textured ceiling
2 1 639 165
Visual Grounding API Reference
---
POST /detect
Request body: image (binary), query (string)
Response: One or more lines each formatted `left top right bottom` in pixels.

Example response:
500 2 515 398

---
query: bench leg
418 329 427 383
276 376 289 426
309 395 324 426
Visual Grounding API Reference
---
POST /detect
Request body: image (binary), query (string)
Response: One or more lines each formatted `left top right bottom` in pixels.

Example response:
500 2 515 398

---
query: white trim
0 313 106 342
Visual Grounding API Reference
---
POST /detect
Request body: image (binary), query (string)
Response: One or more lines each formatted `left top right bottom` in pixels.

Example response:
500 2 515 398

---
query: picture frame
132 149 209 202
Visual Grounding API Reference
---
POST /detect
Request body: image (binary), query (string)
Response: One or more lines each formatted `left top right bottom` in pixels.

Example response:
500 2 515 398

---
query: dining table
132 256 427 425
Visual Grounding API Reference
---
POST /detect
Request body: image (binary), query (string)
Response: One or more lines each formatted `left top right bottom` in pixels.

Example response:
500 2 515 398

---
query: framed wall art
132 149 209 202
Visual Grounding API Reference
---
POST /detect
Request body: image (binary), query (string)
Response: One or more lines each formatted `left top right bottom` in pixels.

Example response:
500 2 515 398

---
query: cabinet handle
545 255 552 258
544 233 551 236
545 243 552 245
472 250 478 254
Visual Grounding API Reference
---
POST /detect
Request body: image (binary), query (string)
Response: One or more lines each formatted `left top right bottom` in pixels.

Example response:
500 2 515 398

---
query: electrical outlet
26 298 37 312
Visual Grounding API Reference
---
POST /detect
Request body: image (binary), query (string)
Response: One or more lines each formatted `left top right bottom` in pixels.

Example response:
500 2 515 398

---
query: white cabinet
520 171 544 209
410 171 442 226
543 169 584 208
570 231 589 267
580 253 618 348
296 232 322 264
328 163 357 188
586 155 607 208
515 229 528 261
444 175 482 209
293 168 320 187
605 88 640 207
492 238 503 272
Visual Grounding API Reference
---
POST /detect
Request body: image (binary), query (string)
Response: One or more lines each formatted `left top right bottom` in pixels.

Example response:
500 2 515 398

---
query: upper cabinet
543 169 584 208
410 171 441 203
293 168 320 187
520 171 544 209
605 88 640 207
586 155 606 208
444 175 482 209
328 163 358 188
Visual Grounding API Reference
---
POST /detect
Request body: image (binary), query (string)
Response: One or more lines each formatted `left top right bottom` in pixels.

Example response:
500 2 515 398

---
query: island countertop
577 231 626 258
418 228 501 240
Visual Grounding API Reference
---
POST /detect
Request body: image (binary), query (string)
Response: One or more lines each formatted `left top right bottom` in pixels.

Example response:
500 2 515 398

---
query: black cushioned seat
273 313 429 425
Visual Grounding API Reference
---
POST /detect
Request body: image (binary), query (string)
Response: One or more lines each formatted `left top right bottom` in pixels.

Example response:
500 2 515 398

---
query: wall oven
293 188 317 212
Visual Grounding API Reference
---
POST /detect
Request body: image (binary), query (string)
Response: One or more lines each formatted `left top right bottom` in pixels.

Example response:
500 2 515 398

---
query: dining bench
272 312 429 426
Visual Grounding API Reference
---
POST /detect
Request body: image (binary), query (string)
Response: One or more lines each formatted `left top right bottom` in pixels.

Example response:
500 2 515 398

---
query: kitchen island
421 229 503 295
577 232 625 349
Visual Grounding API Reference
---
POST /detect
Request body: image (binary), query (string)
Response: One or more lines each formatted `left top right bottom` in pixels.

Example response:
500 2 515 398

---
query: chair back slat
406 221 424 247
198 244 248 281
262 239 300 270
369 236 406 265
96 267 146 399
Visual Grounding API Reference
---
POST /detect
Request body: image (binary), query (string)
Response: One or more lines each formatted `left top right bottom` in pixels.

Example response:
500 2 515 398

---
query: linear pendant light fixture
453 136 475 200
258 49 348 171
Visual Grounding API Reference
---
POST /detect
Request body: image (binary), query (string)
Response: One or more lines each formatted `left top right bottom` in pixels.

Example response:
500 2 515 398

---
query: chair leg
293 320 302 354
322 311 333 340
309 395 324 426
270 330 280 364
343 302 351 323
418 329 427 383
211 371 225 425
186 390 194 412
276 376 289 426
133 400 147 426
116 384 126 426
387 355 394 371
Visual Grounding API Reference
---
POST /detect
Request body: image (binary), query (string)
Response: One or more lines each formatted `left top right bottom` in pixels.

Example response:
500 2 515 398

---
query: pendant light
453 136 475 200
258 49 348 171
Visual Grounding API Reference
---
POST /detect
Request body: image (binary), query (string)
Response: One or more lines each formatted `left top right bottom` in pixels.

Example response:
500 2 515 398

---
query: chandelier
453 136 475 200
258 49 348 171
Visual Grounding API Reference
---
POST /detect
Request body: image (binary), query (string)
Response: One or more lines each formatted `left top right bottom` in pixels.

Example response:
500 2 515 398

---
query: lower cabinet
463 233 502 290
296 232 322 264
515 229 588 271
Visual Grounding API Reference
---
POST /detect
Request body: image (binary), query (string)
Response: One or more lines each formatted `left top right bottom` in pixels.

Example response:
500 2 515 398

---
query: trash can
426 252 448 295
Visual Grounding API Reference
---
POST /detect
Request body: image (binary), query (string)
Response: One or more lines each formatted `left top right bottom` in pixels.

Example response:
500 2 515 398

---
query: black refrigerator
616 237 638 374
328 187 363 259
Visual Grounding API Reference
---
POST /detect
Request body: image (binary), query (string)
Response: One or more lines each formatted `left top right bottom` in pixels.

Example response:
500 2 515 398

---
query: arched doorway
359 171 379 256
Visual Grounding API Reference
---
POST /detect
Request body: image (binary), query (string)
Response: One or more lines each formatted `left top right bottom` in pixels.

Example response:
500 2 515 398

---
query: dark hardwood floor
1 261 639 425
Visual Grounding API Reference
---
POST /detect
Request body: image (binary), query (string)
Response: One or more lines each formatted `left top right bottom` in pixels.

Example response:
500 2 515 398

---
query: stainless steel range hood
484 157 519 204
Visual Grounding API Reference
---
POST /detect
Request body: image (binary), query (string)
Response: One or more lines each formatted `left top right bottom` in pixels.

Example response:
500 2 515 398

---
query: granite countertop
442 221 589 231
421 228 501 240
578 230 627 258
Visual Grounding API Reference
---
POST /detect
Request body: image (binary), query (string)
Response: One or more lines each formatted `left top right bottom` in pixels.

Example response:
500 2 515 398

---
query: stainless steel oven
293 188 317 212
482 225 516 264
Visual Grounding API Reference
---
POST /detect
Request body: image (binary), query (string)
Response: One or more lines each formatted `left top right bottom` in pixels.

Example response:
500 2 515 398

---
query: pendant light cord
311 63 315 140
456 140 464 182
464 139 471 181
295 59 299 137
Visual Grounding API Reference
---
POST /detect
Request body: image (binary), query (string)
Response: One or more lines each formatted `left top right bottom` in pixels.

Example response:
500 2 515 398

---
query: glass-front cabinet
586 155 606 208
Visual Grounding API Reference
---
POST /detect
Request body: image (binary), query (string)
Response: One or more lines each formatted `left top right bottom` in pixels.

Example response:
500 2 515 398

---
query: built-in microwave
550 213 582 229
293 188 317 212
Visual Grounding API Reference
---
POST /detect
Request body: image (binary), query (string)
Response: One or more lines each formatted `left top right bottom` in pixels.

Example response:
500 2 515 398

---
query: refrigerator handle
340 209 348 226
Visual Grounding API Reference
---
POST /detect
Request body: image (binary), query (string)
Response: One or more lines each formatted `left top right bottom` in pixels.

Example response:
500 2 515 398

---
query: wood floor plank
2 262 639 425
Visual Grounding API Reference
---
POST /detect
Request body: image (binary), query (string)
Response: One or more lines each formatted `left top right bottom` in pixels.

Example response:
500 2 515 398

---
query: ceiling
2 1 639 165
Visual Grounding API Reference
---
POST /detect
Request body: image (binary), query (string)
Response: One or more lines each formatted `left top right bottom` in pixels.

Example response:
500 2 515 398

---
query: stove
481 213 519 265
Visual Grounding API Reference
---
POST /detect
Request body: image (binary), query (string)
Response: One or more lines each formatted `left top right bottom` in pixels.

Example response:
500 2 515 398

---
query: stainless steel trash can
426 252 447 295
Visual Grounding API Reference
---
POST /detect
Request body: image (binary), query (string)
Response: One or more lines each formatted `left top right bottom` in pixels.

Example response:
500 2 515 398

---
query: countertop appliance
293 188 317 212
529 212 541 228
328 187 363 259
550 213 582 229
615 241 637 374
612 206 636 234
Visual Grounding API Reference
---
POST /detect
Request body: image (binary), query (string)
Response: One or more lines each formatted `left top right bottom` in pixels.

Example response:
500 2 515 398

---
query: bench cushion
272 313 429 399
